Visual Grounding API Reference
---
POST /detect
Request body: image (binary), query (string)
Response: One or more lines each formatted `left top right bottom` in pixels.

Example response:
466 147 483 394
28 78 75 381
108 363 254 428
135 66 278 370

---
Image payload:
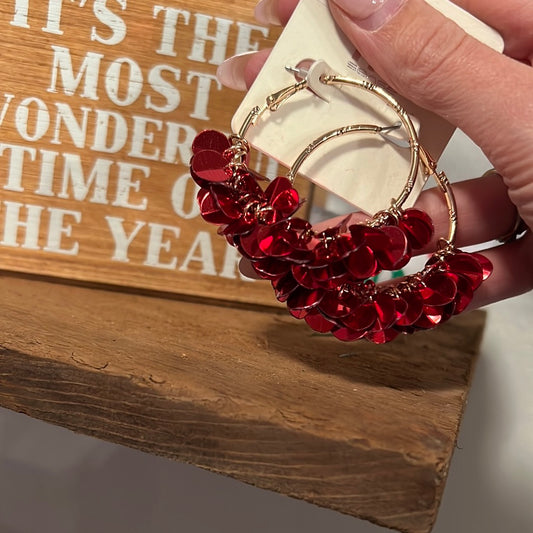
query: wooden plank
0 0 315 307
0 274 486 533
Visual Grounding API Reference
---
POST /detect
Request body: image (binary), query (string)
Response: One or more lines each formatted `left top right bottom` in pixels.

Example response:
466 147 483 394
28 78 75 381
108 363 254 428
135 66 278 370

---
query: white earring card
232 0 503 214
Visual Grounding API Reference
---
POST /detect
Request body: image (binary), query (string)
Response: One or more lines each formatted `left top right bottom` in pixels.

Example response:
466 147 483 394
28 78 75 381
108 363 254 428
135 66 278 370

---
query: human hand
216 0 533 308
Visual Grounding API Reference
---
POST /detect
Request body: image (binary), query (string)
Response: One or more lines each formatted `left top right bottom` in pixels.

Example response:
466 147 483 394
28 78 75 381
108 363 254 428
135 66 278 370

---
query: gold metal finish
320 75 420 211
233 68 458 247
286 124 396 182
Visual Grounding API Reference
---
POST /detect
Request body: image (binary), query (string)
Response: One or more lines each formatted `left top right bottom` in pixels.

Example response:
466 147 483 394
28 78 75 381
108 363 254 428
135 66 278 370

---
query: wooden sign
0 0 305 307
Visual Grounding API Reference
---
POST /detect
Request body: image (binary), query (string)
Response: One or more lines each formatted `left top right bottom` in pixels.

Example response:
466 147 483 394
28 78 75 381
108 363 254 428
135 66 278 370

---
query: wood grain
0 273 487 533
0 0 313 307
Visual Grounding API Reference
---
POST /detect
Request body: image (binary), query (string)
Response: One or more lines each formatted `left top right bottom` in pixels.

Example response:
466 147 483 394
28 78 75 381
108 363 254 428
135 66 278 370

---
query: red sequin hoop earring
190 73 492 343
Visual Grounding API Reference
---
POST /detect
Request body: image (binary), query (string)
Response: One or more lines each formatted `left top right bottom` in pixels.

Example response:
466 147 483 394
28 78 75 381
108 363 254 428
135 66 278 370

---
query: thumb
327 0 532 167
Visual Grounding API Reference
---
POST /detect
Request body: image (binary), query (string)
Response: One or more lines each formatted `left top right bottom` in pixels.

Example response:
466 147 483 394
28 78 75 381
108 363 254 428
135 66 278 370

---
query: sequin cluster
190 130 492 344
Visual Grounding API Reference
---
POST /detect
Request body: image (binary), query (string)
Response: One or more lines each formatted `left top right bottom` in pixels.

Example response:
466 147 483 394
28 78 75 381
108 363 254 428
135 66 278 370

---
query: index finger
452 0 533 60
255 0 299 26
328 0 533 193
256 0 533 62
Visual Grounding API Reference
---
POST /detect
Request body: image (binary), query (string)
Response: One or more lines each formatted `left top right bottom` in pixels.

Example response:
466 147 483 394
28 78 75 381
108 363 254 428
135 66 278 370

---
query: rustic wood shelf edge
0 275 487 533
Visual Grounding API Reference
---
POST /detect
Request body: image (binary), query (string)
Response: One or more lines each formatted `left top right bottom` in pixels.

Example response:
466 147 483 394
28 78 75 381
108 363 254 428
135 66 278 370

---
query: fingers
254 0 533 61
469 231 533 308
327 0 532 142
238 172 520 280
216 49 271 91
225 0 533 161
240 232 533 308
327 0 533 233
313 173 518 253
255 0 300 26
415 172 517 253
452 0 533 60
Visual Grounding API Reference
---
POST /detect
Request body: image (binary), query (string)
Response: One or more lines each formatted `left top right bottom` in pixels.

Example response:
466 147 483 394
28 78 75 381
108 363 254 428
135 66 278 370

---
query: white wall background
0 130 532 533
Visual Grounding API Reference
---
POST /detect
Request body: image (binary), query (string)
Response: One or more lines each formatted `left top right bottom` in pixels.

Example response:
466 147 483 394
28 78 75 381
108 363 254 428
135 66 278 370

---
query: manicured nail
216 52 256 91
254 0 281 26
330 0 408 31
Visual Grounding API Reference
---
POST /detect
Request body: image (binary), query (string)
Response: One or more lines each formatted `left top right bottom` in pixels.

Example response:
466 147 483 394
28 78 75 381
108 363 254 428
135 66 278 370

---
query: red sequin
198 189 233 225
319 291 358 319
342 302 378 332
372 292 397 330
395 290 424 326
353 225 389 251
420 271 458 306
470 252 493 281
265 177 300 217
366 327 400 345
332 327 366 342
287 287 324 312
251 257 290 280
237 228 266 260
400 209 434 249
221 215 257 237
190 129 494 345
192 130 231 154
304 310 336 333
272 272 298 302
258 222 298 257
345 245 378 280
209 184 241 219
453 274 474 314
375 225 411 270
444 252 484 289
292 264 328 290
190 149 230 183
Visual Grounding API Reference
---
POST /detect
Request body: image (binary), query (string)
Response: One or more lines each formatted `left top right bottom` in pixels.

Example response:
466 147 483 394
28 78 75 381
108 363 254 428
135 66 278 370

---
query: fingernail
216 52 256 91
330 0 407 32
254 0 281 26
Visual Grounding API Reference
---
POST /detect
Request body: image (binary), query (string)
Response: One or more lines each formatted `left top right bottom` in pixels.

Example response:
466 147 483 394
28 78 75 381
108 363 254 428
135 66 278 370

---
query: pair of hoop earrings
189 70 492 344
